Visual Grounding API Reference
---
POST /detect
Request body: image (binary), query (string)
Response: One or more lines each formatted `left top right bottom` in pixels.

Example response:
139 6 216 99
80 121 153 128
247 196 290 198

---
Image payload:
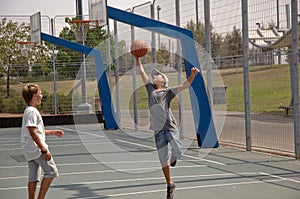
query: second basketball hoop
16 41 36 57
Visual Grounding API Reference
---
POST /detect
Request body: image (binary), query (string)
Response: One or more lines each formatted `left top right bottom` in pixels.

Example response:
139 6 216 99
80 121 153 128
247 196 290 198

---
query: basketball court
1 0 299 198
0 124 299 199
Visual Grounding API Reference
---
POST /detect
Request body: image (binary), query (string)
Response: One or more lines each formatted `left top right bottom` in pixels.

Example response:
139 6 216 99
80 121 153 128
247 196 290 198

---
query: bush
41 92 76 114
0 86 25 113
1 86 93 114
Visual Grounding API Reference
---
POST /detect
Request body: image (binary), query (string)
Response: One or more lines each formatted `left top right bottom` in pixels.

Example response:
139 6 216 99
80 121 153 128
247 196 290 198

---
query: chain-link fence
0 0 299 158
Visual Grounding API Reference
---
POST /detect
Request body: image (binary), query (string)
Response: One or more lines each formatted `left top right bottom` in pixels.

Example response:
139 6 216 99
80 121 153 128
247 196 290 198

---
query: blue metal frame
40 6 218 147
41 33 118 129
107 6 218 147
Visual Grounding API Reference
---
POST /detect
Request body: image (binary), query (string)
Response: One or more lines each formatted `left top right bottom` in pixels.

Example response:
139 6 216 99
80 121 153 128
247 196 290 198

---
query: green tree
0 18 50 97
185 20 205 47
185 20 223 57
111 39 129 74
222 25 242 57
54 17 107 79
218 25 243 68
156 43 171 65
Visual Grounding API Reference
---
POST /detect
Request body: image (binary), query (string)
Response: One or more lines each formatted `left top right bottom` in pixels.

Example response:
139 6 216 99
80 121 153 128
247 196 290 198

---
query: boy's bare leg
162 165 172 185
28 181 37 199
37 177 54 199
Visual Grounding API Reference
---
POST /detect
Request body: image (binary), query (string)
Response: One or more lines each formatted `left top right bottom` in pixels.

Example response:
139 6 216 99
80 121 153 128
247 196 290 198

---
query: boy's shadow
53 184 110 199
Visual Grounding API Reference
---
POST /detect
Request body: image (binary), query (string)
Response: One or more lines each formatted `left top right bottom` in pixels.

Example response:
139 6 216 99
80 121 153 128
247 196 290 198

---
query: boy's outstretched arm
45 129 64 137
135 57 149 85
177 67 200 92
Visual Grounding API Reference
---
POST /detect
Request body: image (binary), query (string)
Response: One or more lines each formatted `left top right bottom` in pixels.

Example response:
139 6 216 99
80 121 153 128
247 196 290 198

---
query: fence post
51 18 57 114
290 0 299 160
150 2 156 65
114 20 120 124
175 0 184 138
130 8 138 132
204 0 213 104
241 0 252 151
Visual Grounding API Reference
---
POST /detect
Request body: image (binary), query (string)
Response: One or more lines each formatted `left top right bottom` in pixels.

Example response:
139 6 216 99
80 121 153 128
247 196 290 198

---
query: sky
0 0 296 36
0 0 149 17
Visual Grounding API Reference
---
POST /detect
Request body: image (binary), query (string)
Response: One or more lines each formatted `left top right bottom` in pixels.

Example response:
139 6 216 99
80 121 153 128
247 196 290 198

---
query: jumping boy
135 57 199 199
21 83 64 199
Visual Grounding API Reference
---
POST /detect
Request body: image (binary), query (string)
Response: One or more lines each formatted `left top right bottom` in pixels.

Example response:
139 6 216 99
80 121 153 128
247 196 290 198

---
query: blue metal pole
107 6 218 147
41 33 118 129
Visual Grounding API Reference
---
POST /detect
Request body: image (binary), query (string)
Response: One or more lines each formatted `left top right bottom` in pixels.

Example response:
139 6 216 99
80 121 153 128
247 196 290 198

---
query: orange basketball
130 40 148 58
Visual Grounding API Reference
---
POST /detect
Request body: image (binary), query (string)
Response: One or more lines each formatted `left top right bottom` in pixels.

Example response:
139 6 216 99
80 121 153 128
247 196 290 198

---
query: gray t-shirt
145 82 179 132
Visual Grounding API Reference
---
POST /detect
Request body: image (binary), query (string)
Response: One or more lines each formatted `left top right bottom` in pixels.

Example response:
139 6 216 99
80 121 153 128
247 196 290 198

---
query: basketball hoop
16 41 36 57
68 19 99 28
68 20 99 43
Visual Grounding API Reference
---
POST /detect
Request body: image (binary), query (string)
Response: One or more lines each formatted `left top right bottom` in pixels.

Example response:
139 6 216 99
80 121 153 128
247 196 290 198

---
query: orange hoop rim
68 19 99 28
16 41 36 47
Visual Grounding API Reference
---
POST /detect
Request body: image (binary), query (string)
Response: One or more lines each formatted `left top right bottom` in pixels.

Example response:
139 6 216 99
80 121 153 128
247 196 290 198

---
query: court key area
0 124 299 199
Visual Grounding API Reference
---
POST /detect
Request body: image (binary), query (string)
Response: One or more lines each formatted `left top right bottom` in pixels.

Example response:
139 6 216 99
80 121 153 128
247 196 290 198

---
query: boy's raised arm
135 57 149 85
176 67 200 92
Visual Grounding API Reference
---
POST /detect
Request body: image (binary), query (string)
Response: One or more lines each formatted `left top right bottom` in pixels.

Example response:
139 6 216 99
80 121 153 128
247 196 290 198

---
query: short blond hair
22 84 41 105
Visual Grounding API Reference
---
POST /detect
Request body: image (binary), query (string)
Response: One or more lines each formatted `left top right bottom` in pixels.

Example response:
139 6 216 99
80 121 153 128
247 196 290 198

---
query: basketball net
68 20 98 43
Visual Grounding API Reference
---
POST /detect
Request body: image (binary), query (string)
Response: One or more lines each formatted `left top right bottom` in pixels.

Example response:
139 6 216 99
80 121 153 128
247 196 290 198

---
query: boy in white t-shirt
21 84 64 199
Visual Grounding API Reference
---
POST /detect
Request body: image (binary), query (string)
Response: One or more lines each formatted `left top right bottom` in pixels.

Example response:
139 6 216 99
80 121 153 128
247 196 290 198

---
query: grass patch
222 64 294 113
4 63 298 114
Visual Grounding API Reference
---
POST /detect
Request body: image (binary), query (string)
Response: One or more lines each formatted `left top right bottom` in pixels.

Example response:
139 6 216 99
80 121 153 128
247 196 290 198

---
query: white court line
0 143 20 147
116 139 155 150
0 139 89 147
0 159 209 169
116 139 226 166
0 140 115 152
0 140 20 146
0 136 119 153
62 126 226 166
0 138 20 141
105 178 285 198
0 186 28 191
0 147 22 151
259 172 300 184
0 164 206 180
0 171 276 191
2 126 225 166
57 126 105 138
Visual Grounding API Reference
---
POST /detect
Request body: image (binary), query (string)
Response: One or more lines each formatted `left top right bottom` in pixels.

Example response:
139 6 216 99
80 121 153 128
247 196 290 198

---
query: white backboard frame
89 0 107 27
30 12 42 46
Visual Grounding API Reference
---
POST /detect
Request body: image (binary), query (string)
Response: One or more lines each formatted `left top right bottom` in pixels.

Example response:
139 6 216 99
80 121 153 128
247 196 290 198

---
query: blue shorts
154 130 182 166
28 154 59 182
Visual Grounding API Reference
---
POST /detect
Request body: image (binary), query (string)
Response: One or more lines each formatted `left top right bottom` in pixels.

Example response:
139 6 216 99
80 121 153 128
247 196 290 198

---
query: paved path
119 109 295 155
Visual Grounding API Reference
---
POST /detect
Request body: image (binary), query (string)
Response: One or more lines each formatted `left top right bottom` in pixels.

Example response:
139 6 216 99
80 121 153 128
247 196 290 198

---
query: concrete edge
0 112 103 128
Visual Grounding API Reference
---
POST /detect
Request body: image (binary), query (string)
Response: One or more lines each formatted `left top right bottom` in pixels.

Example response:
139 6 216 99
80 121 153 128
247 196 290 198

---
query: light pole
195 0 199 27
276 0 279 29
157 5 161 48
75 0 92 112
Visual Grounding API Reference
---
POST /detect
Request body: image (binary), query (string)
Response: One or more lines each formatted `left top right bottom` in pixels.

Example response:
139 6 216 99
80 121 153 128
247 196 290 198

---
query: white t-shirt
21 106 48 161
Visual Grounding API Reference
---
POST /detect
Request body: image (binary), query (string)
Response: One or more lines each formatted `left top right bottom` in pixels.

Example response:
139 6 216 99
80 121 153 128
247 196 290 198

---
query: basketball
130 40 148 58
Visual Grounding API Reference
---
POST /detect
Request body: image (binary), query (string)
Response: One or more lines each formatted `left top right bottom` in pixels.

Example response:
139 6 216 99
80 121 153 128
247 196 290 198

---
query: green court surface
0 124 299 199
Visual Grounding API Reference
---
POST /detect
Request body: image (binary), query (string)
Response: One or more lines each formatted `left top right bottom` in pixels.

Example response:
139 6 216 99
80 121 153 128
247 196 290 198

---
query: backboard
88 0 107 27
30 12 41 46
